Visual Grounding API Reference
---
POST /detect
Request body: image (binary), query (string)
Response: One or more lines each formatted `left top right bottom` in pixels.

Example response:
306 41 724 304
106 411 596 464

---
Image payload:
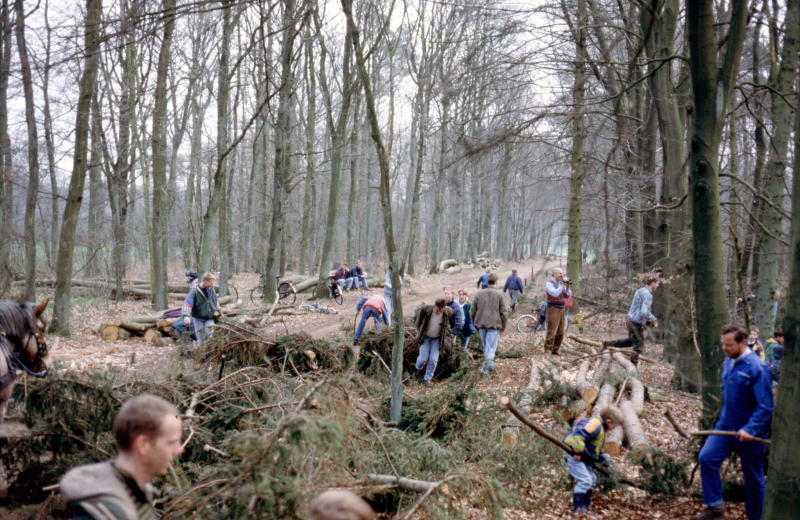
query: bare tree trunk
346 91 361 266
755 0 799 339
764 13 800 508
264 0 296 296
87 89 103 278
198 0 233 274
42 0 59 268
150 0 178 310
15 0 40 301
428 89 450 274
299 26 316 276
217 2 233 295
342 0 405 423
566 0 587 298
687 0 749 422
50 0 103 334
312 6 354 297
0 0 9 292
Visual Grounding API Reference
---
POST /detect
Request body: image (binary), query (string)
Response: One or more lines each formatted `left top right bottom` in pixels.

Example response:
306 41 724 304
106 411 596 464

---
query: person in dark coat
413 299 453 387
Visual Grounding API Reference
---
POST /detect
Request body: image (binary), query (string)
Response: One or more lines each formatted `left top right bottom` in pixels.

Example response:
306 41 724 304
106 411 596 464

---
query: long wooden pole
665 410 771 445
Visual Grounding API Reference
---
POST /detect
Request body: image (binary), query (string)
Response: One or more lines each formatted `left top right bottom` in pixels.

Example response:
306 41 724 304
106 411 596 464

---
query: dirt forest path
299 257 560 339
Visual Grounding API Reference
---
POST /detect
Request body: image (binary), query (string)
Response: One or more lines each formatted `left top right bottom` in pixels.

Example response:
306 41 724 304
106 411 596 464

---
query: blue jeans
348 277 367 289
479 328 499 373
564 455 597 493
336 278 347 291
192 318 215 346
415 337 440 381
698 434 766 520
355 307 382 340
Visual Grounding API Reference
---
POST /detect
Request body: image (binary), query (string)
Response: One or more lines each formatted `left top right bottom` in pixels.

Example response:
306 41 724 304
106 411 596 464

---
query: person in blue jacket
693 323 774 520
562 406 623 514
503 268 524 313
476 268 490 289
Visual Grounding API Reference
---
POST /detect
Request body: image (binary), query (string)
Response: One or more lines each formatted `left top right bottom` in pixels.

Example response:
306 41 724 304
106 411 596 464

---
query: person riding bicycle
353 295 389 346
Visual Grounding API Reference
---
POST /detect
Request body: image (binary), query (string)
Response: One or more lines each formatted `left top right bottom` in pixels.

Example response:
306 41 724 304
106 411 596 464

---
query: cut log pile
475 252 501 270
508 333 653 457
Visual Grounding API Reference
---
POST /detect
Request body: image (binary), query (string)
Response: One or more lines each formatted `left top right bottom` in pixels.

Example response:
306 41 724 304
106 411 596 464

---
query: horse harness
0 331 48 391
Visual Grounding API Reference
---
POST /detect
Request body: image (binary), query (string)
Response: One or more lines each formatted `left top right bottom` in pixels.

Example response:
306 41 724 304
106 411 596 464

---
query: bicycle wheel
250 286 265 305
226 283 239 302
331 287 343 305
279 282 296 304
517 315 539 334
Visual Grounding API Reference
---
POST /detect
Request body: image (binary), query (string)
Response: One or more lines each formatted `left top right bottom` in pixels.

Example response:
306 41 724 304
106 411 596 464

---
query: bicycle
299 299 338 314
516 304 571 334
250 274 297 305
327 276 343 305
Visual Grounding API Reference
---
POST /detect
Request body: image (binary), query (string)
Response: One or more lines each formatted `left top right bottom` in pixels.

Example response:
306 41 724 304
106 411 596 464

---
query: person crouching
562 406 623 514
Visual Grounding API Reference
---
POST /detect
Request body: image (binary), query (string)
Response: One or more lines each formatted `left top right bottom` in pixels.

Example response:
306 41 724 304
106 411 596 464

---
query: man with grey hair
544 267 571 355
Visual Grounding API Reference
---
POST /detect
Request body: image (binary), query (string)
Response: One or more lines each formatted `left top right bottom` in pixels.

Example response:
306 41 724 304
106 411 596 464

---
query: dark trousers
544 306 566 353
608 317 646 364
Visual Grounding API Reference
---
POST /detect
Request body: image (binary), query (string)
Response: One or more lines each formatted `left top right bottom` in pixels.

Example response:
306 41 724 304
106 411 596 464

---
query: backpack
564 295 574 311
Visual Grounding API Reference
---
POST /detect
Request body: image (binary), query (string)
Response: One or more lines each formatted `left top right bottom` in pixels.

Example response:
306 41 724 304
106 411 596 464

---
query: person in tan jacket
60 395 184 519
470 274 508 377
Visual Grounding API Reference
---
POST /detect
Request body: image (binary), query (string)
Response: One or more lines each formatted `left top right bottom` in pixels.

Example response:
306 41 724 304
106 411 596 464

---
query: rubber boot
585 488 593 510
572 493 586 514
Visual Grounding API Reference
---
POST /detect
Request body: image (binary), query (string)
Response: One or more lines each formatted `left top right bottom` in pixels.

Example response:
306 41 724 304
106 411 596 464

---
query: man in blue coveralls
693 323 774 520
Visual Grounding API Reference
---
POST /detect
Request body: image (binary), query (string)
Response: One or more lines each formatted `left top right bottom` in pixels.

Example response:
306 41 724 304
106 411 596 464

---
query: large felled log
367 474 435 493
613 352 638 374
83 327 96 335
579 353 611 404
444 265 462 275
620 399 648 448
157 318 177 329
153 337 175 347
101 325 131 341
564 398 590 423
592 383 615 414
144 329 165 343
438 259 458 271
114 319 149 332
630 378 645 415
604 424 625 455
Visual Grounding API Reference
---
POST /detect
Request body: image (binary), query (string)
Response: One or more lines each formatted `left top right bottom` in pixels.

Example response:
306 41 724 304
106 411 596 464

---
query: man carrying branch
562 406 623 514
693 323 773 520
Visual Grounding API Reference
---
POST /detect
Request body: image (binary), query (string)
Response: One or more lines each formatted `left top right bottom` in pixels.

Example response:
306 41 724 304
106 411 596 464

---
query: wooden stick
664 410 771 445
499 396 610 478
567 334 659 364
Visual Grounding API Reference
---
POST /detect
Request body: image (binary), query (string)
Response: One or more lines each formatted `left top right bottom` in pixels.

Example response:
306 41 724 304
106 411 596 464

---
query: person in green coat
181 272 222 345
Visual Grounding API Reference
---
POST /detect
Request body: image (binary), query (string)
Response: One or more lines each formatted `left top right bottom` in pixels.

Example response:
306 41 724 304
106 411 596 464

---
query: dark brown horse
0 299 53 423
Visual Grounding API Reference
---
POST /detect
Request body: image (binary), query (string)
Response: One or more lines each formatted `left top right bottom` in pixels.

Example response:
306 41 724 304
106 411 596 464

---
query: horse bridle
0 329 48 381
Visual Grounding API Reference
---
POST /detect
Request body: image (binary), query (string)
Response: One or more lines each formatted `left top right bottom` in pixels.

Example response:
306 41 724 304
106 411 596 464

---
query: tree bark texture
50 0 103 334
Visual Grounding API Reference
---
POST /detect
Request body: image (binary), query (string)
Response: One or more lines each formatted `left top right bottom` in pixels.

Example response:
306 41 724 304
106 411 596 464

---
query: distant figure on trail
457 289 477 349
603 276 659 366
353 294 389 346
181 272 222 346
476 267 491 289
693 323 773 520
544 268 571 356
503 268 524 313
470 274 508 377
60 394 184 520
347 261 368 291
334 263 350 292
308 489 375 520
413 298 453 387
562 406 623 515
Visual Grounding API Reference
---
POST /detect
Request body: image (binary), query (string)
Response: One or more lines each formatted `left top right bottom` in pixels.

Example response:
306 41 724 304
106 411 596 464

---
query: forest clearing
0 0 798 518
